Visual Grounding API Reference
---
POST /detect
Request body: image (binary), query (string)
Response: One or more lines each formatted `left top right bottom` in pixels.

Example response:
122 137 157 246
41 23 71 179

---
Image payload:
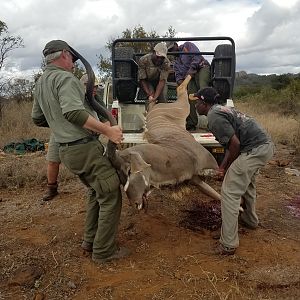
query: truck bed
123 131 221 148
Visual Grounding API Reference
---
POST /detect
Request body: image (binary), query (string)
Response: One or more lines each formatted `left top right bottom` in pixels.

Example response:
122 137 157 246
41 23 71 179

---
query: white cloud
272 0 298 7
0 0 299 78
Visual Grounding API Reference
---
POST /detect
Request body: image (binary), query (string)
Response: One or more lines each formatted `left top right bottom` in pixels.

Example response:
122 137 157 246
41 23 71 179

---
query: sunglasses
64 50 76 63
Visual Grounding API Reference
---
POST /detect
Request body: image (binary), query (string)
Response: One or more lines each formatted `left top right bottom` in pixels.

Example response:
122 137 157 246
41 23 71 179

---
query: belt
59 136 97 147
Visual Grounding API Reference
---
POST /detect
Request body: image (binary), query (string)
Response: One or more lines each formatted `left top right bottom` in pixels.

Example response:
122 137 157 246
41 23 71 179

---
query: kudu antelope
107 75 221 209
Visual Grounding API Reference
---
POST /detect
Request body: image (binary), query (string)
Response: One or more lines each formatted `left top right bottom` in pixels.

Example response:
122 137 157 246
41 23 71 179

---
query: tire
114 47 137 103
212 44 235 104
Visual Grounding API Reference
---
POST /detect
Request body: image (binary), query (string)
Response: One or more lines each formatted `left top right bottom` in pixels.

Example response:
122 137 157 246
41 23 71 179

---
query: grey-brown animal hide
112 75 221 209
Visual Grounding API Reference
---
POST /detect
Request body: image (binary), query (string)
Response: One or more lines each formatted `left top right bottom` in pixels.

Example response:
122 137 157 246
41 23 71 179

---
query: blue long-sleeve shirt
174 42 210 83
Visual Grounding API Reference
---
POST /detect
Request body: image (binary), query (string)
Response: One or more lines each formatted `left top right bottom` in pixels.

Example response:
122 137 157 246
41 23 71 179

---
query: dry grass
0 98 299 189
1 100 299 149
0 101 49 148
0 152 75 189
0 101 75 188
236 102 300 148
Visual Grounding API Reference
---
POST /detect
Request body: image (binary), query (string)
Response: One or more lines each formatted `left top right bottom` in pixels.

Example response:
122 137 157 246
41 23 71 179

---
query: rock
67 280 76 289
276 159 290 167
34 292 45 300
284 167 300 176
248 265 300 288
8 266 43 288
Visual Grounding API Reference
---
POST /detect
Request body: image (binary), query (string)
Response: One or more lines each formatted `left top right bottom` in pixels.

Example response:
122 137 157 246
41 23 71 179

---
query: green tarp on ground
3 138 45 155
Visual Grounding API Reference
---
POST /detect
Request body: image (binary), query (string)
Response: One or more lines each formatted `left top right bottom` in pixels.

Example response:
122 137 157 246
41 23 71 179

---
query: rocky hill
234 71 300 97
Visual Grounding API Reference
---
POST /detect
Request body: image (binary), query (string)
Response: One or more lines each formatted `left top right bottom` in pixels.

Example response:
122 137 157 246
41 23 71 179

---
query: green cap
43 40 79 61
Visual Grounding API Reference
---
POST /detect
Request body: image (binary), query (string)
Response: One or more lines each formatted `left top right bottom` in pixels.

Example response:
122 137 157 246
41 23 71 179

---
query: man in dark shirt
167 41 210 130
193 87 274 255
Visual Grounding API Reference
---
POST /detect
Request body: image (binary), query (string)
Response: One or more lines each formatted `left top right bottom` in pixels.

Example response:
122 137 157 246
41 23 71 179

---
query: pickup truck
101 37 236 164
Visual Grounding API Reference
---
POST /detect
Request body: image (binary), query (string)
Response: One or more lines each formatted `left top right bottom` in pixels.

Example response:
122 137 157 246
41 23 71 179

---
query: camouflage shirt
32 64 98 143
207 104 271 152
138 53 170 82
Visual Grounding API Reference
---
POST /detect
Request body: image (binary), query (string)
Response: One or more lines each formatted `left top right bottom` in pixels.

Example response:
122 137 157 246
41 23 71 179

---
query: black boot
41 182 58 201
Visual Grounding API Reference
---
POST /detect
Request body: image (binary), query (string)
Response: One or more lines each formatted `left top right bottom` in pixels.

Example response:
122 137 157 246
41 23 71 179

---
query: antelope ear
130 152 151 173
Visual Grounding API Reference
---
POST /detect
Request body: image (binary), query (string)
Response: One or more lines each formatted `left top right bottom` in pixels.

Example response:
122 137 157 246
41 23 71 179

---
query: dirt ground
0 144 300 300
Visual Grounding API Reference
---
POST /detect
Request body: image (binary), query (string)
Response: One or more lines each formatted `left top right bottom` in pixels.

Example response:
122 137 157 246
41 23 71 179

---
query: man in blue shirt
167 41 210 130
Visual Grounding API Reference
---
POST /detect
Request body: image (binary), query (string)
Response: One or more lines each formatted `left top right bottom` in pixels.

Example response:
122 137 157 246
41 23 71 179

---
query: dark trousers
186 66 211 130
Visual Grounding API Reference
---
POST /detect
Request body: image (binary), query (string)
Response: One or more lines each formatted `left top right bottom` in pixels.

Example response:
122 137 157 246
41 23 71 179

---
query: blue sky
0 0 299 79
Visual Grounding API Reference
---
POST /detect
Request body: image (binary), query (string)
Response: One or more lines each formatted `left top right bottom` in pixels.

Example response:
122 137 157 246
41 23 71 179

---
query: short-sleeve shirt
207 104 270 152
32 64 98 143
138 53 170 82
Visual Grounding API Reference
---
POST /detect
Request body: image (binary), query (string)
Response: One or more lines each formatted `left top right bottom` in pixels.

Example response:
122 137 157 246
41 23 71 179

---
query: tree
73 62 86 80
0 21 24 71
97 25 176 80
5 78 33 103
271 74 292 90
0 21 24 98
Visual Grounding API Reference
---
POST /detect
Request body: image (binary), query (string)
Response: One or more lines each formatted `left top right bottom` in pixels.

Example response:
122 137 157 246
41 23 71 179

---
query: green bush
235 79 300 116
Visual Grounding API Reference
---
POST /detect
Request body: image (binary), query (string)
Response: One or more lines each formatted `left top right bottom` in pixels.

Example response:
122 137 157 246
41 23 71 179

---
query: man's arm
174 60 185 85
64 110 123 144
184 43 201 75
83 115 123 144
138 56 153 97
31 98 49 127
32 116 49 127
140 79 153 98
219 134 240 173
151 79 166 101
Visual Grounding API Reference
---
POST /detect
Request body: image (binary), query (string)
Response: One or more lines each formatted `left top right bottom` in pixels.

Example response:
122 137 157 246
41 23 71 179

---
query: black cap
43 40 79 61
193 87 220 104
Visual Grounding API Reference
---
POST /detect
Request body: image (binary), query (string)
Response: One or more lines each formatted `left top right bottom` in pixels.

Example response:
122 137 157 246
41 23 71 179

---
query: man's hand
189 93 198 101
148 95 158 103
106 125 123 144
215 168 225 181
187 68 197 76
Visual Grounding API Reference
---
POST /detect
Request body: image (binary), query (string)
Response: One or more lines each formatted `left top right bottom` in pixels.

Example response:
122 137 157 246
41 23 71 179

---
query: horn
68 46 122 173
68 46 116 124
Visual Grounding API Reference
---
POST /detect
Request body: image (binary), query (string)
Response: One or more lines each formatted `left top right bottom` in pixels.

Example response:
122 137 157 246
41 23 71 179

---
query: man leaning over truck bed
167 41 210 131
138 42 171 109
193 87 274 255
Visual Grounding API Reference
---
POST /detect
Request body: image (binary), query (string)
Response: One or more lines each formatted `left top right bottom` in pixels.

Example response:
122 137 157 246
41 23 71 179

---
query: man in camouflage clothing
138 42 170 108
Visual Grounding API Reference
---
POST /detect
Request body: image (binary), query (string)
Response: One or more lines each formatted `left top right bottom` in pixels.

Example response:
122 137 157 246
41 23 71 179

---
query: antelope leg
191 176 221 201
